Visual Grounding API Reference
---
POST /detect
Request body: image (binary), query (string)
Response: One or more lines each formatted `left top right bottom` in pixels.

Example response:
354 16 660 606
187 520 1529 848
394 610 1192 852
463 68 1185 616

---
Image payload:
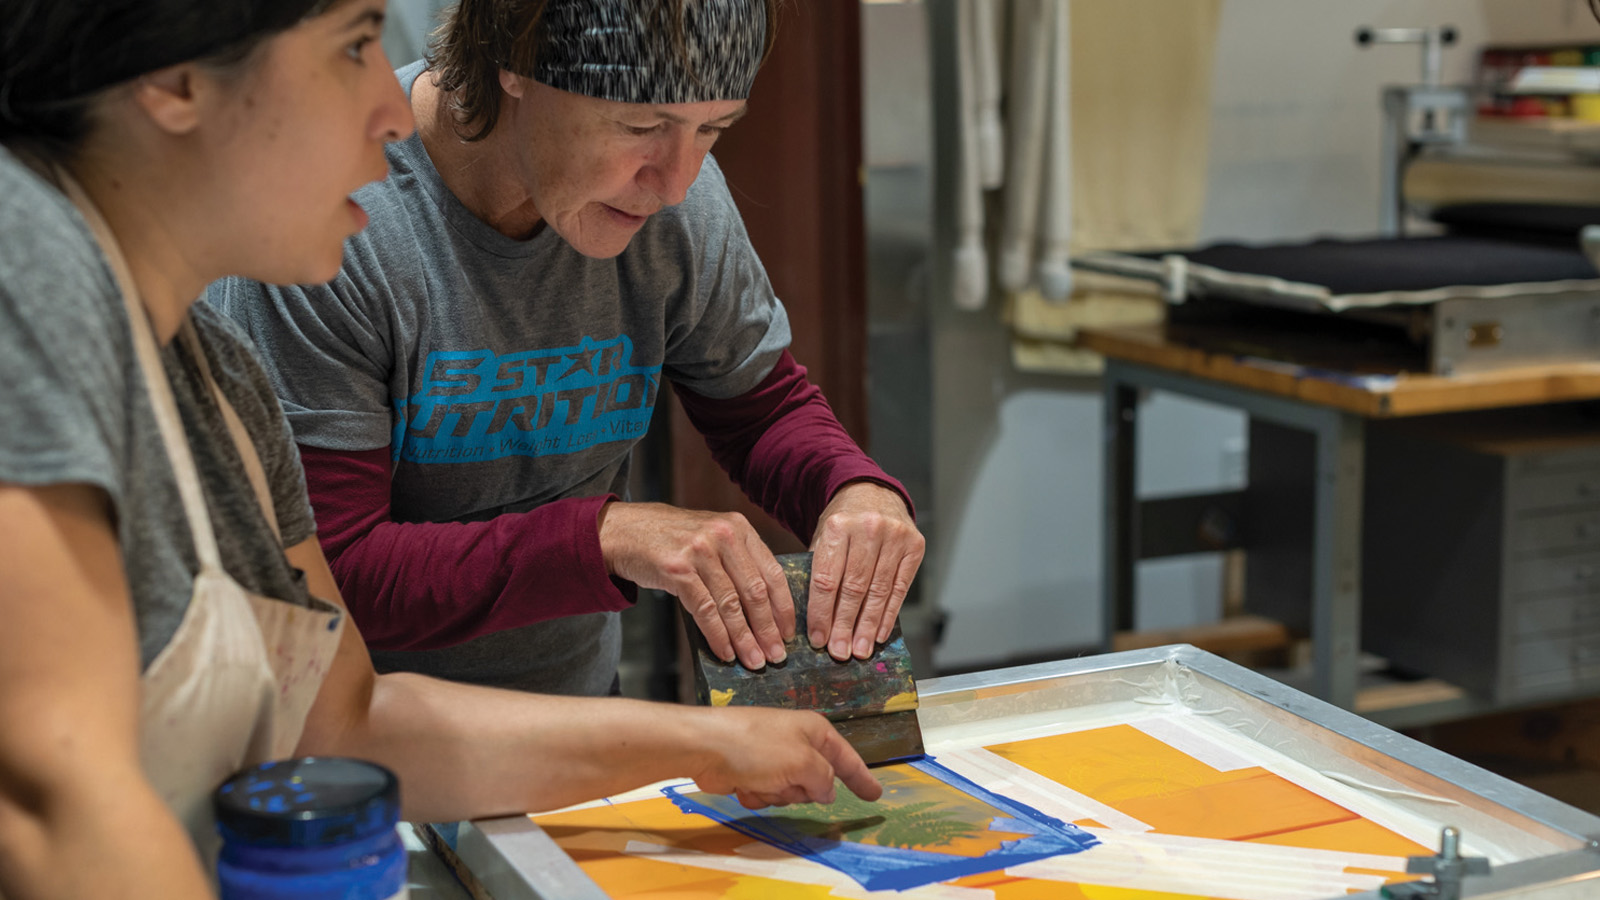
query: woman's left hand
806 481 925 661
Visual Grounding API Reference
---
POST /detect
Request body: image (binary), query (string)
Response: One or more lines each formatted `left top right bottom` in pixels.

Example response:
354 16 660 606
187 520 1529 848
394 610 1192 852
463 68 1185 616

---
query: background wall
908 0 1600 672
381 0 448 67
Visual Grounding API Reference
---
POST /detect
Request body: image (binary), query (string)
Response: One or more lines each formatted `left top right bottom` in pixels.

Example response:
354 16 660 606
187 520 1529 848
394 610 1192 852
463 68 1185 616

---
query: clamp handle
1355 26 1459 47
1355 25 1459 87
1400 827 1491 900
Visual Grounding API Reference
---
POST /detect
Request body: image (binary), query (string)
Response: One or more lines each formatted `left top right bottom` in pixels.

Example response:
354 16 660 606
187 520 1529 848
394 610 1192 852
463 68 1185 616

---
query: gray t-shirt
209 61 789 695
0 147 318 671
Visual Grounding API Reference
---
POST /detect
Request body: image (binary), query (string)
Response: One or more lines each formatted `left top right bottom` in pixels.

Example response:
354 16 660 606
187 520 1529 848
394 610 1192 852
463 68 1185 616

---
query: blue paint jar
214 757 408 900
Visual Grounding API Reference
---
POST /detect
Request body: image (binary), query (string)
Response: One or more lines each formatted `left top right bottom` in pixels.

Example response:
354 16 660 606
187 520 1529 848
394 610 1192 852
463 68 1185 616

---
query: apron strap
177 322 282 543
54 169 228 574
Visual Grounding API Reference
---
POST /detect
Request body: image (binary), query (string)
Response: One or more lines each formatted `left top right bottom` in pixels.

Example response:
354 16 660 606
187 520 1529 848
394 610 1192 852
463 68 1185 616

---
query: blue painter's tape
664 756 1098 891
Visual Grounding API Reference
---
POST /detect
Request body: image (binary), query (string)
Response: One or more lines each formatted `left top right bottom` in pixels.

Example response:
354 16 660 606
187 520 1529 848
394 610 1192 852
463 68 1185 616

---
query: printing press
1074 28 1600 378
1074 30 1600 720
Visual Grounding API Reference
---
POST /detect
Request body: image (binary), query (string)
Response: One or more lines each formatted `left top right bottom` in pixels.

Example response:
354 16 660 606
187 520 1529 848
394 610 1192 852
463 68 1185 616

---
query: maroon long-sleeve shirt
301 350 912 651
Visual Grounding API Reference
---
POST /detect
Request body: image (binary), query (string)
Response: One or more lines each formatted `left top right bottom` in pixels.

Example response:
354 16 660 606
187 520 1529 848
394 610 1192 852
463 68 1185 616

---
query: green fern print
777 796 982 849
870 801 977 848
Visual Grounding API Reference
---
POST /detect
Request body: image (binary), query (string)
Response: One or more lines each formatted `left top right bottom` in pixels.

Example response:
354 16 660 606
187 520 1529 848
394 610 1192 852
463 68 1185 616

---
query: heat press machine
1073 24 1600 378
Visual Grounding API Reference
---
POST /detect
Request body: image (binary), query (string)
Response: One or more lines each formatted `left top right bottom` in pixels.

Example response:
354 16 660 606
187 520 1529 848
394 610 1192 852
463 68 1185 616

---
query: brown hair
427 0 780 142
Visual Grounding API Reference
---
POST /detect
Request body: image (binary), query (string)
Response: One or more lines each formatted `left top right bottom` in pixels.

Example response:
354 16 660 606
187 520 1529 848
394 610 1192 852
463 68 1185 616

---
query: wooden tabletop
1077 323 1600 417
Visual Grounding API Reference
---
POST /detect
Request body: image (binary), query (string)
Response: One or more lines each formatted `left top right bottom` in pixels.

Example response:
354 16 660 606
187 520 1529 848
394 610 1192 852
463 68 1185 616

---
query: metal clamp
1160 254 1189 305
1383 826 1491 900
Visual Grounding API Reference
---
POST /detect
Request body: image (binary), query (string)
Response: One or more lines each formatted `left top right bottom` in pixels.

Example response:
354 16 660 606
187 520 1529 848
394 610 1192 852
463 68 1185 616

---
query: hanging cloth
1007 0 1225 373
954 0 994 310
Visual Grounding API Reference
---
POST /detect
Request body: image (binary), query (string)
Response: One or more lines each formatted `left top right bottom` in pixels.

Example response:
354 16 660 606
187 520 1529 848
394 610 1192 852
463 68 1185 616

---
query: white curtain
950 0 1225 371
954 0 1075 310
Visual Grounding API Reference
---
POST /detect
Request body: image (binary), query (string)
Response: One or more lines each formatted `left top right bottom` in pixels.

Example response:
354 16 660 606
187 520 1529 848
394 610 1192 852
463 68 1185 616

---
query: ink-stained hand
808 481 924 662
598 501 794 669
691 707 883 809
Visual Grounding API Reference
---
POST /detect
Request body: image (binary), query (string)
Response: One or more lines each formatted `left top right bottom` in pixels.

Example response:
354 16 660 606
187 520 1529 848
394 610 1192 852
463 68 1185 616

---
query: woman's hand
808 481 925 661
688 706 883 809
598 501 794 669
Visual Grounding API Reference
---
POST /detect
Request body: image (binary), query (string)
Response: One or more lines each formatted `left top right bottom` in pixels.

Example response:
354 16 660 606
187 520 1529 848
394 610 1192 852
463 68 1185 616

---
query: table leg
1311 412 1365 709
1098 361 1368 709
1102 368 1140 649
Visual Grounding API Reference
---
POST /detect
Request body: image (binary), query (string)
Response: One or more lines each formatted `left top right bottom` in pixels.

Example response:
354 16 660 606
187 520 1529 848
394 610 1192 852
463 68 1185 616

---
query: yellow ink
883 690 918 713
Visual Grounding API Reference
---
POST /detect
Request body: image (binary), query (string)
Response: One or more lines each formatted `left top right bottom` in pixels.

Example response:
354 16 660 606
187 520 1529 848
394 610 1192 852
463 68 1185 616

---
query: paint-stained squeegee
685 551 926 767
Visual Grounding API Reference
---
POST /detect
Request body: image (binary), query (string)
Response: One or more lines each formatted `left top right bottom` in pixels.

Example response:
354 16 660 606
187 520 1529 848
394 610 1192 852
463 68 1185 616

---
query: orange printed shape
952 868 1219 900
1247 816 1435 858
1115 772 1356 841
987 724 1253 803
989 885 1103 900
721 877 843 900
536 797 749 856
949 870 1100 899
1079 886 1214 900
535 798 794 898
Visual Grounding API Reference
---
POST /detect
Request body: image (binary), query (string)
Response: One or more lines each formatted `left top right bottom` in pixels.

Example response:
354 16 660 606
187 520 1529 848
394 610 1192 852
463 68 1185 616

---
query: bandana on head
531 0 766 104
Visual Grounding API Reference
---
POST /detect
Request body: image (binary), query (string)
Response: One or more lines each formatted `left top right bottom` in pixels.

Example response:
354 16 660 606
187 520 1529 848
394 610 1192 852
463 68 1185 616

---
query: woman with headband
213 0 927 698
0 1 880 894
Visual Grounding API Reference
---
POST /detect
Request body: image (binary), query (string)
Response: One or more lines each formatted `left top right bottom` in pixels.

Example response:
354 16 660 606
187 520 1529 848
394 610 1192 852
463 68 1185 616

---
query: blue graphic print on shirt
393 334 662 464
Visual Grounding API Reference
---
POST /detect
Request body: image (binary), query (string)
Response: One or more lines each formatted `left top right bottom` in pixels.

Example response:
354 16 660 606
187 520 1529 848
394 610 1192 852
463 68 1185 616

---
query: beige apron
60 173 347 862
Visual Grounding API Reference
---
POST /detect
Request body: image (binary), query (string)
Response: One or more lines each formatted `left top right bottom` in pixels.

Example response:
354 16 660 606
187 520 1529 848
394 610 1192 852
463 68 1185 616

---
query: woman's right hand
687 706 883 810
596 500 795 671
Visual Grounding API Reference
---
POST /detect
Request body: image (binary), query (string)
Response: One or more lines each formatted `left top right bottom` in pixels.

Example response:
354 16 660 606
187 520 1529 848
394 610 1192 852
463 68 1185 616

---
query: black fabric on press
1131 234 1598 297
1430 202 1600 245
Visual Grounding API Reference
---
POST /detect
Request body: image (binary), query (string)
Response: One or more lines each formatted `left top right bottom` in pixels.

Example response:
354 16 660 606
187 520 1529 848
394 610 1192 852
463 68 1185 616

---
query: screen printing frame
425 645 1600 899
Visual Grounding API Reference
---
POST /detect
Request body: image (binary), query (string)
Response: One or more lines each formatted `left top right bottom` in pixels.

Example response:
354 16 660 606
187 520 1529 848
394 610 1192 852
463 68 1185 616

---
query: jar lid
214 757 400 848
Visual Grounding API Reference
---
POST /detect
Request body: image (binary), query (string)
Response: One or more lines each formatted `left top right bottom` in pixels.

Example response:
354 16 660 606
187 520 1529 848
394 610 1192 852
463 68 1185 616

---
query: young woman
0 1 879 896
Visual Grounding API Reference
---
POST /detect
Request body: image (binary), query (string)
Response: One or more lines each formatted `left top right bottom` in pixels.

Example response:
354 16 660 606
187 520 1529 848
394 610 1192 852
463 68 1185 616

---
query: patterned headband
531 0 767 104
